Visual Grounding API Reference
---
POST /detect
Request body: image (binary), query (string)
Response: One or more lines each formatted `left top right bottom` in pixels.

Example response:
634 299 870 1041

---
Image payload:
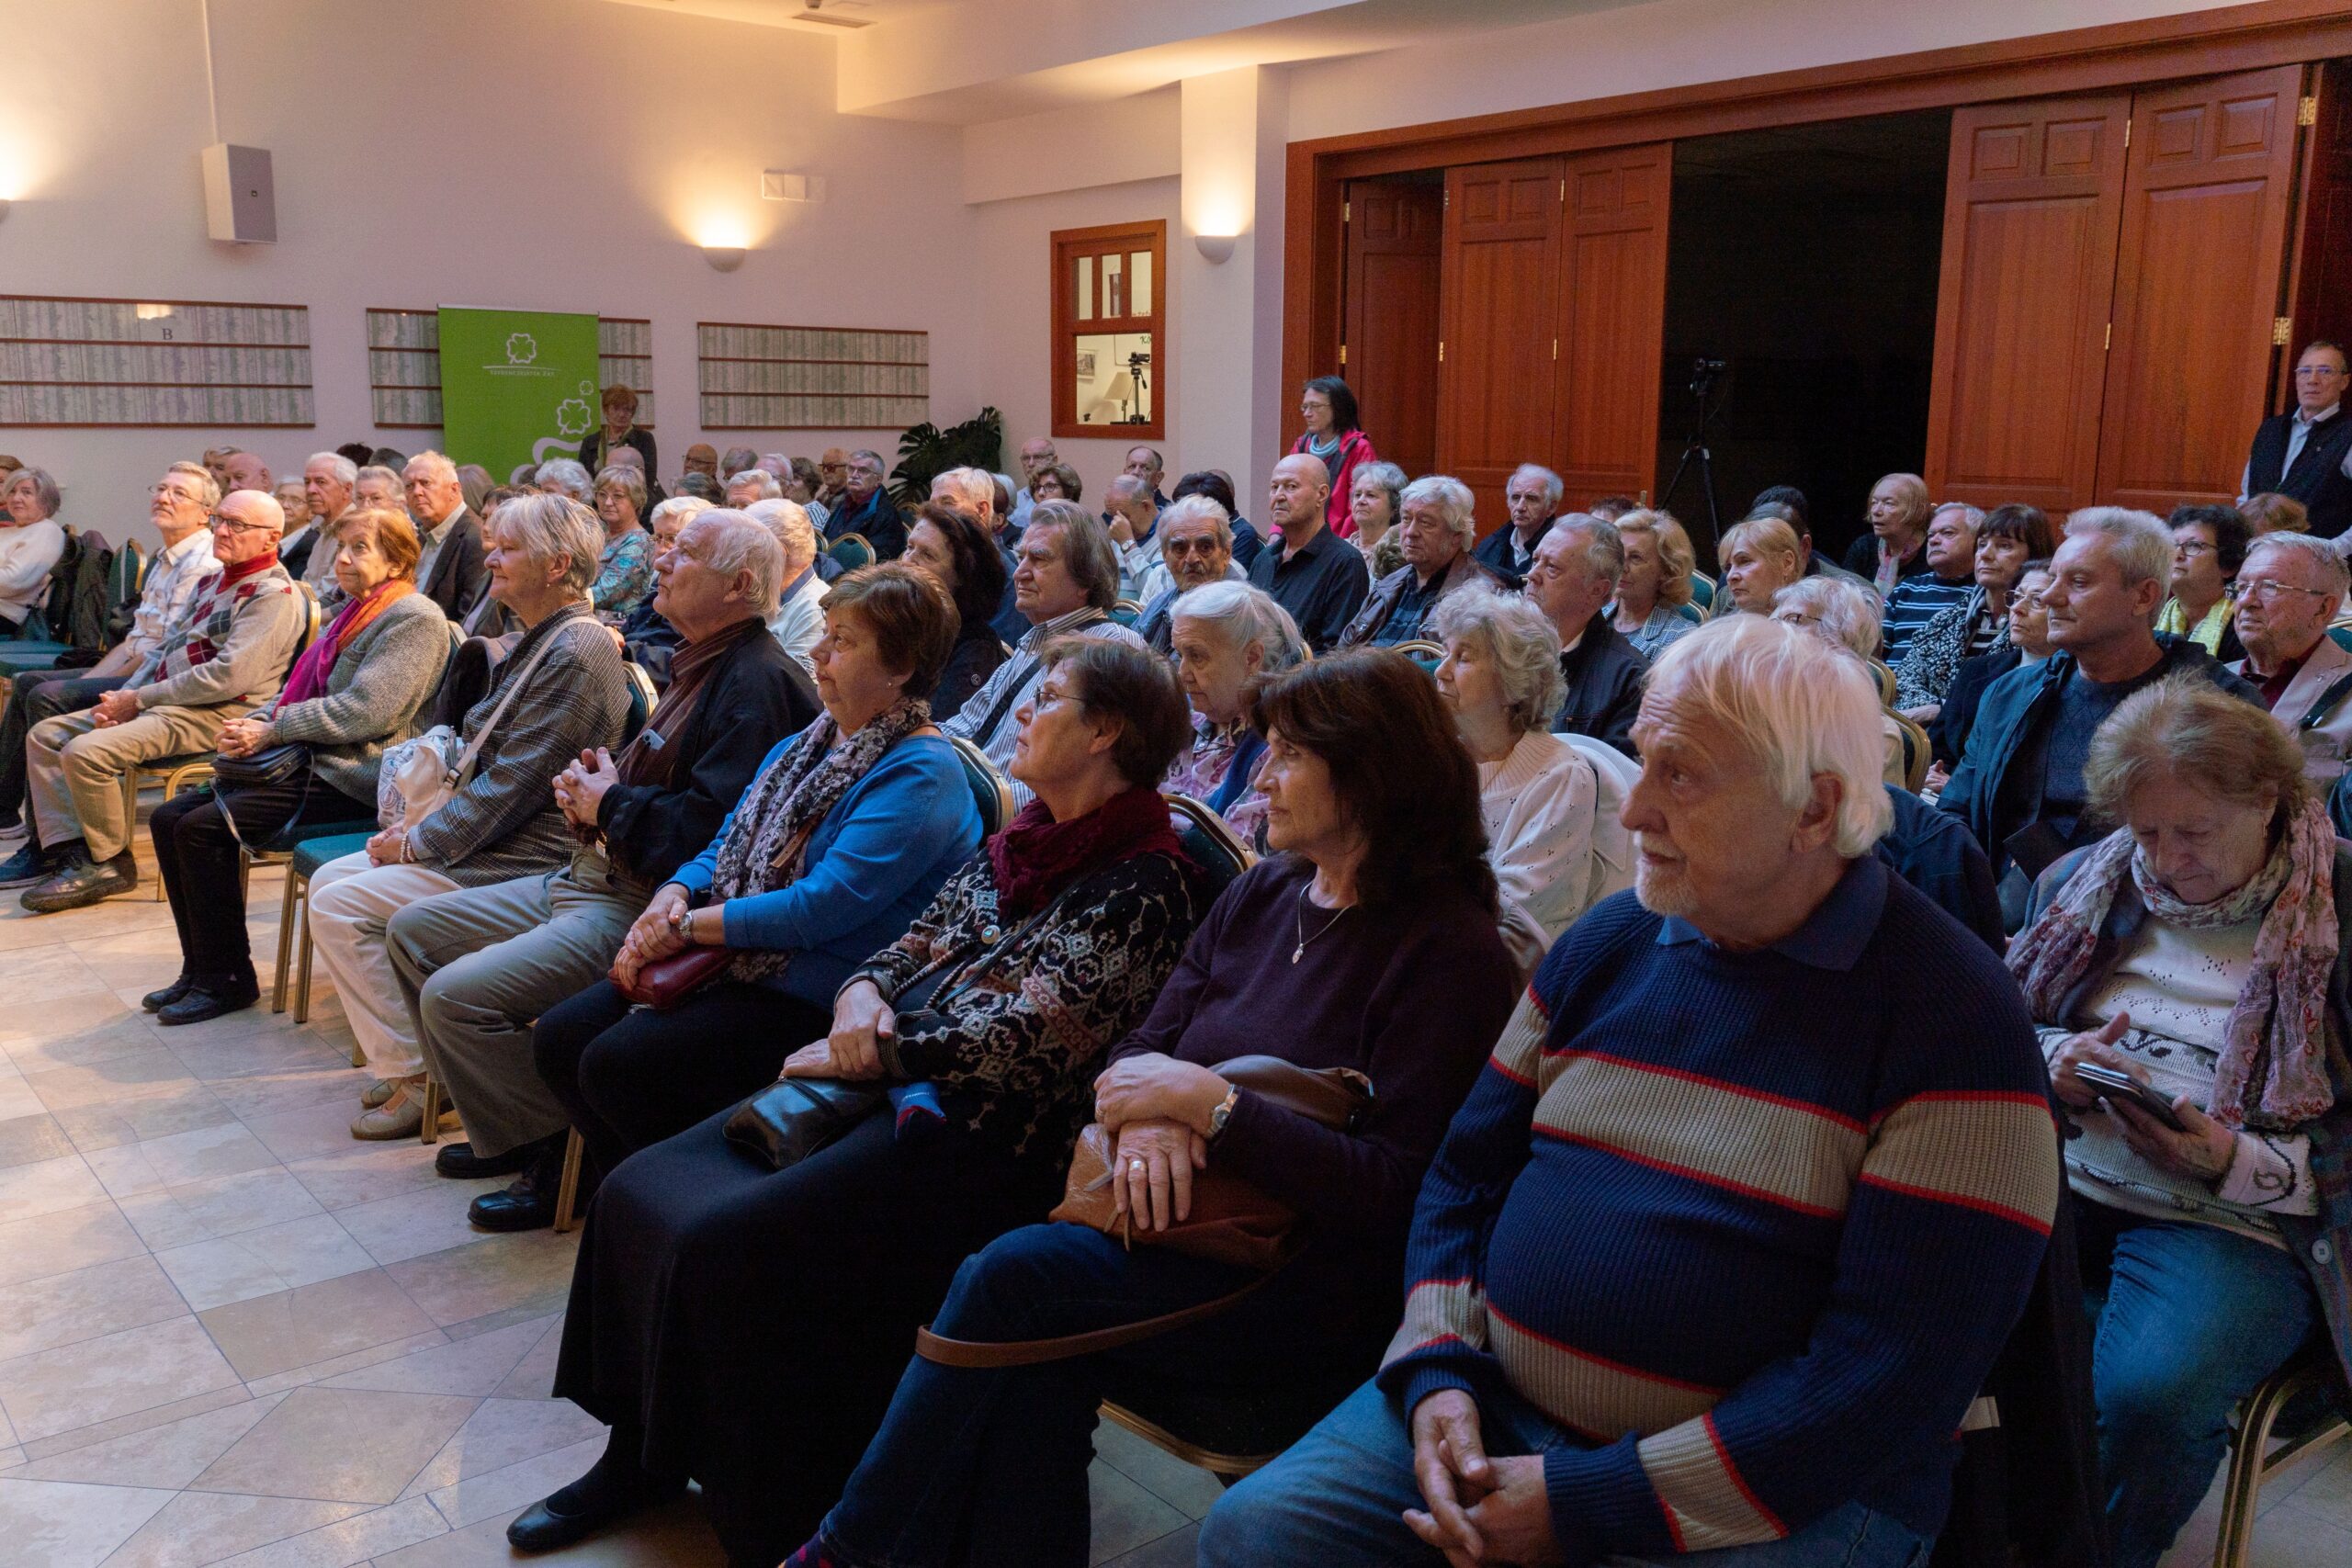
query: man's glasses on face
1163 537 1220 558
2236 577 2328 603
209 513 275 536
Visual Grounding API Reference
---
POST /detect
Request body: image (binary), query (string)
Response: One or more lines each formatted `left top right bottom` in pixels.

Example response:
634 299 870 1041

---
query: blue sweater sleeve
666 734 800 900
716 741 977 953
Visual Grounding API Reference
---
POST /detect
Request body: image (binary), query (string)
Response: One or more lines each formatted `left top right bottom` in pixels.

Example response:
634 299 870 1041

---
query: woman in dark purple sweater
785 650 1521 1568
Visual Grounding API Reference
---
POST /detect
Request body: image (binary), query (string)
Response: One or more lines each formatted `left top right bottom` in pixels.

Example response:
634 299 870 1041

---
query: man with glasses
0 463 219 841
1136 496 1248 654
824 449 906 561
1 488 305 910
2228 532 2352 784
2243 341 2352 539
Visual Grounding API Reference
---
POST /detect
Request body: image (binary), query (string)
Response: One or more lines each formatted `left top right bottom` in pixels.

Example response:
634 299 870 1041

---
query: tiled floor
0 852 1219 1567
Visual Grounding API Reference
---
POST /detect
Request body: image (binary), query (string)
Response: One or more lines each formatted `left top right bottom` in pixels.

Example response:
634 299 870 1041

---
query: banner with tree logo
435 307 602 479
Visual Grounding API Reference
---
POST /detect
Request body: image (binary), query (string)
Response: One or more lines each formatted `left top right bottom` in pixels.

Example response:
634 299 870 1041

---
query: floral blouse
1164 715 1272 845
591 528 656 621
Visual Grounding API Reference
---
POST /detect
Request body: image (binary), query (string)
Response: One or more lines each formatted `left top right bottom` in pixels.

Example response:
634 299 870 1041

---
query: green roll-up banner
436 307 603 479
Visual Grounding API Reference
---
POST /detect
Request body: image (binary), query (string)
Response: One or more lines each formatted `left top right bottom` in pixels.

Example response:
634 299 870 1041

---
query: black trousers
151 774 373 987
0 671 122 823
532 977 831 1179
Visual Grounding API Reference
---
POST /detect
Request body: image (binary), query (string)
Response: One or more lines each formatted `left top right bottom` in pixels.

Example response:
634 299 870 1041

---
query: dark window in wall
1657 109 1951 562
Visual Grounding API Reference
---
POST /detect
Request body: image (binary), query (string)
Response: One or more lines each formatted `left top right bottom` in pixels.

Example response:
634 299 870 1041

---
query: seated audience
1250 454 1371 652
1473 463 1561 587
785 457 832 534
1753 491 1871 589
614 497 706 683
1720 513 1804 615
354 463 403 512
1124 445 1171 509
5 490 304 911
1845 469 1937 592
1431 584 1603 977
296 451 358 596
1102 474 1165 604
1525 513 1646 755
589 464 657 621
1008 435 1057 533
1163 581 1305 841
825 449 907 559
271 479 314 573
720 446 760 482
1895 502 2052 717
388 511 813 1227
1029 460 1081 508
1940 507 2263 892
2242 491 2310 536
675 471 723 505
790 649 1515 1568
1773 577 1908 788
1340 475 1500 649
748 498 829 675
942 501 1140 798
2157 503 2251 660
725 468 781 508
1202 614 2058 1568
220 450 272 496
1881 502 1982 665
1608 507 1700 659
405 452 489 620
681 443 719 484
928 465 996 537
0 467 67 632
1136 495 1247 654
2229 532 2352 784
900 501 1009 715
0 463 217 838
1172 468 1261 567
2011 676 2352 1568
1347 458 1408 581
1928 561 2054 786
533 562 983 1178
306 496 632 1138
518 637 1204 1564
146 507 451 1023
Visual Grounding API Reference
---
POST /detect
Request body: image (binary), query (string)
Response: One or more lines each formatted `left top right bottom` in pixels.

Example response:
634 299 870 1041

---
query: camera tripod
1658 357 1729 558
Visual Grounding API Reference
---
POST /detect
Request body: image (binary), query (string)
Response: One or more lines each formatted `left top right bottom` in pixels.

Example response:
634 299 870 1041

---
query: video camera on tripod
1660 355 1732 556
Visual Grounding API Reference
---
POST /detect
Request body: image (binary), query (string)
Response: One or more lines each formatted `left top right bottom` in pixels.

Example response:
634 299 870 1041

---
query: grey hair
2245 531 2352 598
1510 463 1565 509
1430 582 1567 734
405 450 458 482
727 469 783 501
650 495 714 528
1026 499 1121 613
1401 474 1477 547
1352 460 1408 516
1170 581 1304 671
1158 493 1233 551
355 463 403 494
492 492 605 597
1931 501 1986 536
534 458 594 502
719 446 759 477
1105 473 1153 508
745 498 818 564
305 452 358 488
1550 513 1626 588
1647 615 1894 858
5 466 61 519
594 465 647 515
2065 505 2174 600
756 453 791 475
165 461 222 510
690 509 786 619
849 448 885 470
932 466 994 515
1772 575 1883 661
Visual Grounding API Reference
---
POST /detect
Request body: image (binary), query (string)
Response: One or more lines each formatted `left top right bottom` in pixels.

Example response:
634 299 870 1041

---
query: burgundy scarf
614 617 764 791
987 783 1185 918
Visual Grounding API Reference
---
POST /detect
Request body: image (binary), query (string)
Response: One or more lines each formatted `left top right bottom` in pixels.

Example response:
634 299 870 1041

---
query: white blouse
0 520 66 623
1478 729 1600 979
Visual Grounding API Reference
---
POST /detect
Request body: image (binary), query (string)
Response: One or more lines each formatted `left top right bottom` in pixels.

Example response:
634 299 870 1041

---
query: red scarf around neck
987 783 1185 918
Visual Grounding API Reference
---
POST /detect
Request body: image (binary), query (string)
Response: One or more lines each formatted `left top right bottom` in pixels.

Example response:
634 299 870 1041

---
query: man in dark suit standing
823 449 906 560
1472 463 1560 588
402 452 488 620
1524 513 1646 756
2243 340 2352 539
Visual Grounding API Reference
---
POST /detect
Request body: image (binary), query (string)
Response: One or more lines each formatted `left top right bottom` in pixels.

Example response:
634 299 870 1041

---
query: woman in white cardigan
0 468 69 632
1430 584 1600 980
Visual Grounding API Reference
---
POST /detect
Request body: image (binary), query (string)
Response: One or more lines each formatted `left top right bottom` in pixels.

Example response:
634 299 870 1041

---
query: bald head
212 487 285 566
1267 453 1332 544
221 451 273 495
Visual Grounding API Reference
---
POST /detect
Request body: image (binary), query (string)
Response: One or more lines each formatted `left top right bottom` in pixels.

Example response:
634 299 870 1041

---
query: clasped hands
778 977 896 1084
215 716 271 759
2047 1011 2237 1183
610 883 695 990
1091 1055 1228 1234
1407 1390 1563 1568
89 688 143 728
553 747 617 831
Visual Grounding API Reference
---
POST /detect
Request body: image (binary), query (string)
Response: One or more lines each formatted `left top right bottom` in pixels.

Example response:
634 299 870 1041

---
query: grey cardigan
258 592 452 802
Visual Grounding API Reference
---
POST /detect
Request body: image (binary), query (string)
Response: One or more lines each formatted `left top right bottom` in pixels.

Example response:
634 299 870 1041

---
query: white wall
0 0 974 540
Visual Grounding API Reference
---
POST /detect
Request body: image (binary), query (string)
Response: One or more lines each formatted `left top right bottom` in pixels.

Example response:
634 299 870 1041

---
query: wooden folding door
1552 144 1670 512
1341 178 1444 483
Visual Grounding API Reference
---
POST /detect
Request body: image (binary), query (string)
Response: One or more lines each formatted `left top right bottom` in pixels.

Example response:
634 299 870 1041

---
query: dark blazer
596 626 819 887
1554 609 1646 756
932 626 1010 719
279 526 320 582
1472 519 1550 589
826 488 907 561
2247 407 2352 539
418 506 488 623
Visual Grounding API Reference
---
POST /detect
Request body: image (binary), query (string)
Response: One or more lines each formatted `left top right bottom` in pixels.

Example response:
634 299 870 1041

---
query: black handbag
211 741 310 792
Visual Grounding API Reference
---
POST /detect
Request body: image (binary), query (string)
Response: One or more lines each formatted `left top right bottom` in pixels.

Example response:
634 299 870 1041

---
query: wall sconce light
1193 233 1237 265
703 245 748 272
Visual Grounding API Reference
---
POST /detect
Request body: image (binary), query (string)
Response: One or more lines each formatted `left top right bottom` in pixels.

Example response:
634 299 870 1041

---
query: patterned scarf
986 783 1184 919
2007 796 2341 1130
279 579 412 708
707 695 933 984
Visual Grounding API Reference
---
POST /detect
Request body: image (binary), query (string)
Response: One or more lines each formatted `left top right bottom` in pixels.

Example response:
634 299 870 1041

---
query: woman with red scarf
512 637 1205 1564
145 507 451 1025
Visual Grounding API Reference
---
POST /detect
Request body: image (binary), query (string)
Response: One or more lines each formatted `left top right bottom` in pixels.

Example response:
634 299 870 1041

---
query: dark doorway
1657 109 1951 565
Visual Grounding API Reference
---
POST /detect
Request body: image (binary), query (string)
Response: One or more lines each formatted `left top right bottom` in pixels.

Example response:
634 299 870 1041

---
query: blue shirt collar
1654 853 1887 972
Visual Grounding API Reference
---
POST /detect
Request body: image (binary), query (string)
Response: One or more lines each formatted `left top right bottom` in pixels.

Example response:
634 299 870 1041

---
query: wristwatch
1206 1085 1240 1142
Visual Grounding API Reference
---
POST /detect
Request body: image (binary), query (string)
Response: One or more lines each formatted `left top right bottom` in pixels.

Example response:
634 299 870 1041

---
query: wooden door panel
2287 62 2352 385
1553 143 1669 512
1440 157 1563 528
1926 96 2132 513
2097 66 2304 513
1342 179 1442 481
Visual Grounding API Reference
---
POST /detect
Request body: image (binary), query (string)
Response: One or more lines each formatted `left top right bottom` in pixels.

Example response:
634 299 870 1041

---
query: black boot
467 1139 567 1232
156 972 261 1026
436 1129 559 1180
142 975 197 1012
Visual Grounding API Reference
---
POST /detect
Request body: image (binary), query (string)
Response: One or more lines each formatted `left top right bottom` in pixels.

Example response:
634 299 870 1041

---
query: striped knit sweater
1379 856 2060 1564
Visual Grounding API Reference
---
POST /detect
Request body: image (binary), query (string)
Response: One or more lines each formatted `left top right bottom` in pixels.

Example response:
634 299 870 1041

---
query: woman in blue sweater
532 562 981 1178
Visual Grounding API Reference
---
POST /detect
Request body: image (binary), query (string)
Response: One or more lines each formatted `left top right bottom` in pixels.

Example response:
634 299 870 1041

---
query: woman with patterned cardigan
511 636 1206 1566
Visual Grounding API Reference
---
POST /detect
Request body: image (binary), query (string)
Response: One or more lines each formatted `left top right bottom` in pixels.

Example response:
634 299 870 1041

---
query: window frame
1050 219 1167 442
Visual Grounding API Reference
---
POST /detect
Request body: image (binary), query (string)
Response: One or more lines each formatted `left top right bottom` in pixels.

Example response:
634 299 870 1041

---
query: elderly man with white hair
1203 614 2060 1568
748 498 830 675
2227 531 2352 784
282 451 356 587
1473 463 1564 587
726 468 781 510
1101 473 1168 604
5 488 306 910
408 450 488 619
1340 473 1501 649
1525 512 1648 755
1162 581 1305 842
1137 495 1250 653
1941 506 2265 902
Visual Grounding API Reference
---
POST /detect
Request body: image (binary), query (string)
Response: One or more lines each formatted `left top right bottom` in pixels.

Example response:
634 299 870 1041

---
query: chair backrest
1110 598 1144 628
1673 601 1705 626
1557 734 1638 910
1869 659 1899 707
1164 793 1253 901
1890 709 1931 793
1390 638 1444 673
621 660 658 746
950 735 1014 837
829 533 875 571
1689 571 1717 613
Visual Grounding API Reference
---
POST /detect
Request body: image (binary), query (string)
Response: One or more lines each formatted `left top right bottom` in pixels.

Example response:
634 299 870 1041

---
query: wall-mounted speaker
201 143 276 243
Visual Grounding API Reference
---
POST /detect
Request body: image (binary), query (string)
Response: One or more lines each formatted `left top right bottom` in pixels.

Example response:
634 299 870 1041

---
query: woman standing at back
1290 377 1378 537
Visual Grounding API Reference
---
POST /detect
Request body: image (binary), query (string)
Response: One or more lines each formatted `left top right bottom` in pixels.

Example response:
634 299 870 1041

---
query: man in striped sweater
1204 615 2060 1568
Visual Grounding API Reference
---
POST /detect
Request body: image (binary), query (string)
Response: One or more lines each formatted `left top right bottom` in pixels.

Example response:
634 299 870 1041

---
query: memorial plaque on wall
0 295 313 426
697 322 928 429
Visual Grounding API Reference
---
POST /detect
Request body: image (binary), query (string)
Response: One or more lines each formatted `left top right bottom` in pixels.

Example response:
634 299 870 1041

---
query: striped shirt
1380 857 2058 1562
940 605 1144 806
1880 573 1973 665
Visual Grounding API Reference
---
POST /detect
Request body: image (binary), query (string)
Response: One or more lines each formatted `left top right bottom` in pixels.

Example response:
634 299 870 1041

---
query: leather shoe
156 981 260 1027
469 1144 563 1232
435 1138 540 1179
504 1483 676 1553
142 977 196 1012
20 851 137 913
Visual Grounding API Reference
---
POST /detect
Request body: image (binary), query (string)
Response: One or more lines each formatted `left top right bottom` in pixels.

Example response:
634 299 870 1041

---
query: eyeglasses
2235 577 2331 602
208 513 277 535
2173 540 2217 558
2296 366 2346 378
1162 537 1222 558
1031 681 1081 711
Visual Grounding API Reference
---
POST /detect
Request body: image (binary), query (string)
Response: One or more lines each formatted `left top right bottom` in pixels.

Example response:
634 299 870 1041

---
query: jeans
1201 1381 1933 1568
2076 1202 2322 1568
0 671 119 824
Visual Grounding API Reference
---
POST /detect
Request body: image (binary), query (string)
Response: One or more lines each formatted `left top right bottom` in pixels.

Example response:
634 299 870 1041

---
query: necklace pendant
1291 942 1304 964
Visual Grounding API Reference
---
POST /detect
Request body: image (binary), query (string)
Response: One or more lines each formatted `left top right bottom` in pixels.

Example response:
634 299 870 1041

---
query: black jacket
1930 646 2022 769
418 507 488 623
1471 519 1550 589
2247 406 2352 539
1554 610 1646 757
279 526 319 583
597 627 819 887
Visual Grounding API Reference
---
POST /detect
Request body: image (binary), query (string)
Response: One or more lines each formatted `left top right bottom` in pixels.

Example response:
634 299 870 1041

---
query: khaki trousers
27 704 229 861
307 852 460 1078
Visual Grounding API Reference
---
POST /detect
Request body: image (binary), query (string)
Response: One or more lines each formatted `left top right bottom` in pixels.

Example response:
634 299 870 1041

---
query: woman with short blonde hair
1719 515 1804 615
1609 507 1698 658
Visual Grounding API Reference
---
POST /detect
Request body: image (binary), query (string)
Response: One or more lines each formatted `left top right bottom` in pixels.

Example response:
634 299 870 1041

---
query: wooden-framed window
1051 220 1165 441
